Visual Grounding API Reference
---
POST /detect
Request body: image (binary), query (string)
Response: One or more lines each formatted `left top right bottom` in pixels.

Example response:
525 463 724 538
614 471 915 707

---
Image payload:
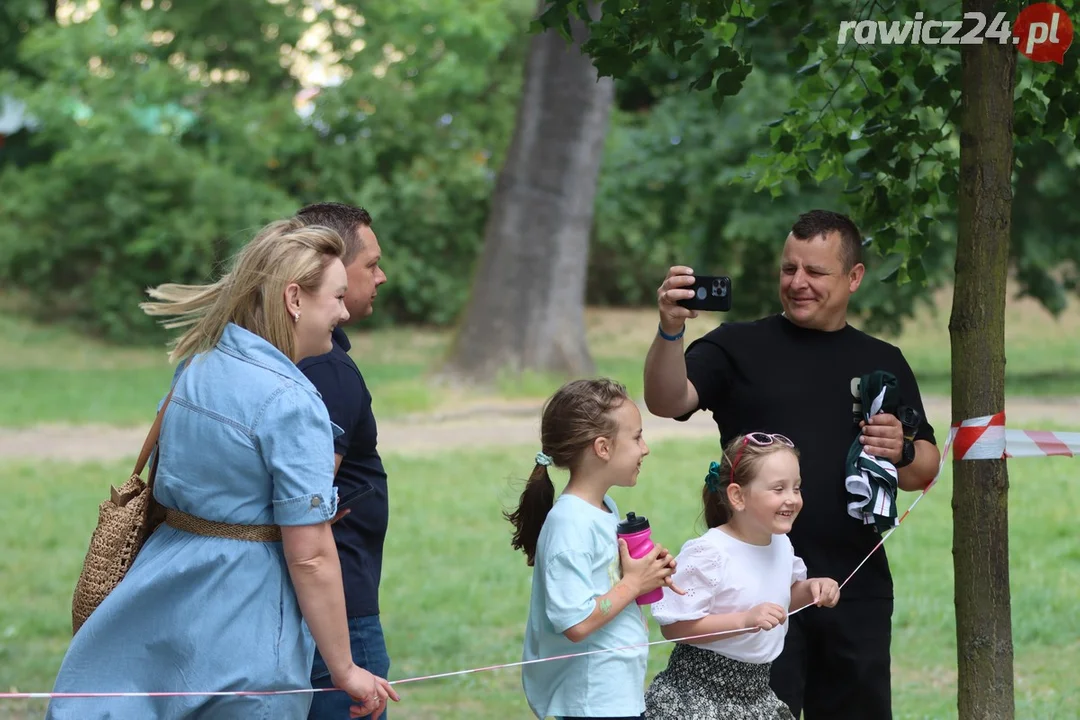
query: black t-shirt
679 313 936 599
299 327 388 618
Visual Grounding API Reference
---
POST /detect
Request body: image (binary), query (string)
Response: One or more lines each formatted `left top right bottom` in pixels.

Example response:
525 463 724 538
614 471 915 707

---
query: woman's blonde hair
141 218 346 363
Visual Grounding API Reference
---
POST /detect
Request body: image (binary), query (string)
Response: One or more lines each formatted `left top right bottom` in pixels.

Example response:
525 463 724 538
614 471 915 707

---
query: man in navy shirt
295 202 390 719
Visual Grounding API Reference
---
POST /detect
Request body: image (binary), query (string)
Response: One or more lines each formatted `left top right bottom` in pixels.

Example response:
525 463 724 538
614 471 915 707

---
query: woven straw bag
71 389 173 634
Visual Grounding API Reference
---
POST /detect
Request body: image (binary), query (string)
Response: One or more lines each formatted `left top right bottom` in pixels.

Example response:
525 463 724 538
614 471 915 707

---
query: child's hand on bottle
741 602 787 632
656 545 686 596
618 539 683 595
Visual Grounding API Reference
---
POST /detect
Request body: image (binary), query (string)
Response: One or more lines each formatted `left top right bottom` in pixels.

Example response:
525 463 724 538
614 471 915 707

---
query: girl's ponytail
505 459 556 566
702 455 733 529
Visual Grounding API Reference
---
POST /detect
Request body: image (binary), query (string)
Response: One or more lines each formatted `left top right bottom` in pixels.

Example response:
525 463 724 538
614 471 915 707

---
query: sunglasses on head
745 432 794 447
730 432 795 483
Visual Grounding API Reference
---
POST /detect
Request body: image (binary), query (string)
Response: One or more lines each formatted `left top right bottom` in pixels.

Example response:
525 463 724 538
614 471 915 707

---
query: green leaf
872 185 889 213
892 157 911 180
907 257 926 285
864 70 885 96
877 252 905 282
856 147 877 172
692 69 715 91
914 64 936 91
1060 90 1080 119
677 42 703 62
939 172 958 195
1042 79 1063 100
729 2 757 19
875 224 899 252
788 44 809 70
833 132 850 154
814 159 835 183
912 220 932 255
711 45 741 71
715 63 751 96
1046 102 1067 133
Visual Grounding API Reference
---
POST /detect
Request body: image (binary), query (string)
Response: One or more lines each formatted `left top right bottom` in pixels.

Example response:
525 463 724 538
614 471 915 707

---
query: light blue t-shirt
522 493 649 719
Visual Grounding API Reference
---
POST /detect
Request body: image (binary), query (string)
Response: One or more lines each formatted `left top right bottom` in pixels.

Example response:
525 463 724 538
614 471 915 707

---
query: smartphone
676 275 732 312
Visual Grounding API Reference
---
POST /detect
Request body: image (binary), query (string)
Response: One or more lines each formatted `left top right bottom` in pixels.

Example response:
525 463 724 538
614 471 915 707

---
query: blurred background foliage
0 0 1076 342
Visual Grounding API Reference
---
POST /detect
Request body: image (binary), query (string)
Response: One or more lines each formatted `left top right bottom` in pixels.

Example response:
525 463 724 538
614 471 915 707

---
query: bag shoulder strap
133 386 177 478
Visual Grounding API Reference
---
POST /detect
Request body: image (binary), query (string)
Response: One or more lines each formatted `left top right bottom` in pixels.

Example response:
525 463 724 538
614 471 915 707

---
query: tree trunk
950 0 1016 717
443 0 613 381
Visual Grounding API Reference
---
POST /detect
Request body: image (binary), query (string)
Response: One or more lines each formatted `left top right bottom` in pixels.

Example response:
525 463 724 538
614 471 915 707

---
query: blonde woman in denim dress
47 219 399 720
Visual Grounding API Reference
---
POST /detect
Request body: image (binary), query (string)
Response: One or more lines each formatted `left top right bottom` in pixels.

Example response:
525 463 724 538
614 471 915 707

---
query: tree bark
443 0 613 381
950 0 1016 717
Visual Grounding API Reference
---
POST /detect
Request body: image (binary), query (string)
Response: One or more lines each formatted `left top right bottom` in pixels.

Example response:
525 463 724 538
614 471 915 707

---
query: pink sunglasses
730 432 795 483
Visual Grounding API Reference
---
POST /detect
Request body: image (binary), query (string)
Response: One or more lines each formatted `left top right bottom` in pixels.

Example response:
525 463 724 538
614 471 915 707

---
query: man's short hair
790 209 863 271
295 202 373 265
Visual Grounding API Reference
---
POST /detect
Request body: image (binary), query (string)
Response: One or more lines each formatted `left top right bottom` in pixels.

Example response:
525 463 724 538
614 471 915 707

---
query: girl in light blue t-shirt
505 378 682 720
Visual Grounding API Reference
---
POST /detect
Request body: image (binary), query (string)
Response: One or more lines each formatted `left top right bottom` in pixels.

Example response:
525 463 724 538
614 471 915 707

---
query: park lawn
2 284 1079 428
0 439 1077 719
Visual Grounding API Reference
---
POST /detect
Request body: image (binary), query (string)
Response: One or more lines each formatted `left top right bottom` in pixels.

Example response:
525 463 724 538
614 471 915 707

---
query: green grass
3 284 1078 429
879 286 1080 398
0 313 442 427
1 440 1077 719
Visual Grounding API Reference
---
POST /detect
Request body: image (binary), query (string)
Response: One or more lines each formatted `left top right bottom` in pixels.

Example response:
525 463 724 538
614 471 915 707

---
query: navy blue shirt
299 327 388 617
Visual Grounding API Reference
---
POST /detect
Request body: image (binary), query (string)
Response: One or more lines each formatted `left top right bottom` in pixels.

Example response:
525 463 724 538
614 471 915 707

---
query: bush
0 137 295 341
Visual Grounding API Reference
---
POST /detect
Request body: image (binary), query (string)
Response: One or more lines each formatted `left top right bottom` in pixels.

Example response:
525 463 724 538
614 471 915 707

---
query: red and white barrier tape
0 412 1071 702
953 411 1079 460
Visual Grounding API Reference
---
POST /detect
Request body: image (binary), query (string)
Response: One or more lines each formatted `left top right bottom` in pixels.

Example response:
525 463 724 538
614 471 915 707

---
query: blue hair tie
536 451 553 467
704 461 723 492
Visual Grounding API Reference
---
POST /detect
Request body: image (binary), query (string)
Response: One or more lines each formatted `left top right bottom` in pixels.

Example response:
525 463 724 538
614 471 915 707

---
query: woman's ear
283 282 301 318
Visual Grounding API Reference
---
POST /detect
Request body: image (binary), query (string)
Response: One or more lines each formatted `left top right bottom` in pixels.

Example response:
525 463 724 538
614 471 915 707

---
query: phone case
677 275 732 311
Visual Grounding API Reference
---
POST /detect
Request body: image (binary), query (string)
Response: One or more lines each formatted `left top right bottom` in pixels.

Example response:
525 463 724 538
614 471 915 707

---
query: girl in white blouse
644 433 840 720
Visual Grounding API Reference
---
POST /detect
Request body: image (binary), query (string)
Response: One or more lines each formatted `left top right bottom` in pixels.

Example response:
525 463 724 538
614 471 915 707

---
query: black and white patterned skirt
644 644 795 720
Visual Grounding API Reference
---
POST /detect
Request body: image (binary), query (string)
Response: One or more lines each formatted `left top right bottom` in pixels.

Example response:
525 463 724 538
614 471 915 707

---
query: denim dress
47 323 341 720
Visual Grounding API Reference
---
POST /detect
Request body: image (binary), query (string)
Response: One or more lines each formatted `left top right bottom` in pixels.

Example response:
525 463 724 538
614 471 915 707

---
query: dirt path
1 395 1078 463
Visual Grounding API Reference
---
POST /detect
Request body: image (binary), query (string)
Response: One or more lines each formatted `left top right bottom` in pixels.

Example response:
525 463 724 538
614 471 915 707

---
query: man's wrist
894 438 916 468
657 322 685 342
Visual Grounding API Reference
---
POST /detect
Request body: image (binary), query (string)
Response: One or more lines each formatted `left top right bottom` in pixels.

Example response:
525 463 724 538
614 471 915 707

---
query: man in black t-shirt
643 210 941 720
295 202 391 720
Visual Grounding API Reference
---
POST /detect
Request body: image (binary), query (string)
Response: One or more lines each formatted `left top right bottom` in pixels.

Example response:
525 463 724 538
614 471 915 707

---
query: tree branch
913 93 961 184
808 0 879 130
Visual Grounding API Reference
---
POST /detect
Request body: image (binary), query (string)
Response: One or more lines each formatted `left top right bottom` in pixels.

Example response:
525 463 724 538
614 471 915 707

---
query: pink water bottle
616 512 665 605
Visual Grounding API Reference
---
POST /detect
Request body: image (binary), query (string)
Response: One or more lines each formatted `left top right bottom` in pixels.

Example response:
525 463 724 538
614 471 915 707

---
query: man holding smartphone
295 202 391 719
643 209 940 720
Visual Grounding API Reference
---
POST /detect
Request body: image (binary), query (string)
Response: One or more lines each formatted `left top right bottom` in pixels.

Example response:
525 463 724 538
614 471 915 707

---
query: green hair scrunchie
705 461 723 493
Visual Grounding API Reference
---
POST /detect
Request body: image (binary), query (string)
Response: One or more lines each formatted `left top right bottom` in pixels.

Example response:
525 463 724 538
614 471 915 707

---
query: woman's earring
293 312 300 323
